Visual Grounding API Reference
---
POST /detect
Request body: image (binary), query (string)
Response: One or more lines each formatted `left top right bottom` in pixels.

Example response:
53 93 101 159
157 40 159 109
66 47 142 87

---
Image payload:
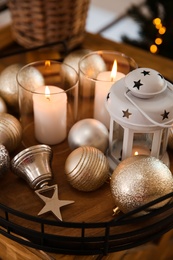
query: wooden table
1 31 173 260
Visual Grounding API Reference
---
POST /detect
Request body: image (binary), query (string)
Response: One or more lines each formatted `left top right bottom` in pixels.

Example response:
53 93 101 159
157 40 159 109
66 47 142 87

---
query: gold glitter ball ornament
110 155 173 215
0 64 23 110
65 146 110 192
0 113 22 153
0 144 10 177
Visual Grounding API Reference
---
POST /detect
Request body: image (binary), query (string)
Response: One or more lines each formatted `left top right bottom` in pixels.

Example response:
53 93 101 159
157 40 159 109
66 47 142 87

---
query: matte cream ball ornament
0 113 22 152
0 64 23 110
63 49 92 73
0 97 7 113
68 118 109 153
110 155 173 216
65 146 110 192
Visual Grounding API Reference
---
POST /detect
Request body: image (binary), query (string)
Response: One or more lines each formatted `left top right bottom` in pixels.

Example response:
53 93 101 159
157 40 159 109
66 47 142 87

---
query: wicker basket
7 0 90 50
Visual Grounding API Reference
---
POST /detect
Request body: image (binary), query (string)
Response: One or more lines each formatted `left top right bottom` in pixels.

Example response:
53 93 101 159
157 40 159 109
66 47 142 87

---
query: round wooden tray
1 143 173 255
1 38 173 256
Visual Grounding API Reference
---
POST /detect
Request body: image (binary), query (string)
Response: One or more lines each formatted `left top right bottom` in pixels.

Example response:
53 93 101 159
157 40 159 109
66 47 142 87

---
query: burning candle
132 145 150 156
33 86 67 145
94 60 125 129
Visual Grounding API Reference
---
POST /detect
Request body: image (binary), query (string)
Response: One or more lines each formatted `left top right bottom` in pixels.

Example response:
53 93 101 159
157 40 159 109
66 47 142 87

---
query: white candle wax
33 86 67 145
94 71 124 129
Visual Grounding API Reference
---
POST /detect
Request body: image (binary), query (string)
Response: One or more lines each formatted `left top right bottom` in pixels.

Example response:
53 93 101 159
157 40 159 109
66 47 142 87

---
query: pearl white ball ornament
0 97 7 113
63 49 92 72
65 146 110 192
110 155 173 215
68 118 109 153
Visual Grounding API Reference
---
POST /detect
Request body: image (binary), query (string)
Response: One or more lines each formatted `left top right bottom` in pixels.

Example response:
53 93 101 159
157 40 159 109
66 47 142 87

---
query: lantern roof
106 68 173 129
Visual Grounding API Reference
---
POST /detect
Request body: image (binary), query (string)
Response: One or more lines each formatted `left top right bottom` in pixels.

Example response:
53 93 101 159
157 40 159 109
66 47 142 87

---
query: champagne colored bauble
68 118 109 153
110 155 173 215
17 65 45 114
0 96 7 113
0 113 22 152
0 64 23 110
0 144 10 177
63 49 92 72
79 52 107 79
65 146 110 192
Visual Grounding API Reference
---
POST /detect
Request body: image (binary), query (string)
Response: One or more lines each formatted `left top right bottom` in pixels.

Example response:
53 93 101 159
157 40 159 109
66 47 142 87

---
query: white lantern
106 68 173 170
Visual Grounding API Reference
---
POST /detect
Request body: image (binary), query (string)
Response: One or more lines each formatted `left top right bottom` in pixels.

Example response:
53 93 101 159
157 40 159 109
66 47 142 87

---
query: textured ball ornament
110 155 173 215
65 146 110 192
68 118 109 153
0 64 23 110
0 113 22 152
0 144 10 177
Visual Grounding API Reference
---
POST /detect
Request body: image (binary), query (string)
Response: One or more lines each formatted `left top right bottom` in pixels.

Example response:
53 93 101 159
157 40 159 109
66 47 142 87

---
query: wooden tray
1 40 173 255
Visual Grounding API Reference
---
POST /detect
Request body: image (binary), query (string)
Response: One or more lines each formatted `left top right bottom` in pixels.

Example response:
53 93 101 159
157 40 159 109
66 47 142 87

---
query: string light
150 17 166 54
150 44 158 54
153 18 161 26
159 26 166 35
155 38 162 45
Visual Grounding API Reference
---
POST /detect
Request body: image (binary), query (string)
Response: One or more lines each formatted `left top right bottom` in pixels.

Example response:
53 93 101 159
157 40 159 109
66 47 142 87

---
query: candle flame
45 86 50 100
110 60 117 81
45 60 51 67
134 151 139 156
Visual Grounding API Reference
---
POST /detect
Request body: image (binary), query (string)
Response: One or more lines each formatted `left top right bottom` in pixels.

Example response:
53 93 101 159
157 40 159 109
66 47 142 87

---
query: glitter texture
0 144 10 177
110 155 173 215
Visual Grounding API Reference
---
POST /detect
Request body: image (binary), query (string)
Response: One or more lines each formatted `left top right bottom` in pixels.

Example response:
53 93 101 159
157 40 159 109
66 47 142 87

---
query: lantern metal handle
124 80 173 128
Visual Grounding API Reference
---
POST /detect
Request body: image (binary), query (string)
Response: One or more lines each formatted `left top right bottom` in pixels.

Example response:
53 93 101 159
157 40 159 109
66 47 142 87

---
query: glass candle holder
78 50 138 129
17 60 78 154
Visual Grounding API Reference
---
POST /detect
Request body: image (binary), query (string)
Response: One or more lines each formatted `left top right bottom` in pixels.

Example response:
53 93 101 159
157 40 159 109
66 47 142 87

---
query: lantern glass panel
132 133 152 156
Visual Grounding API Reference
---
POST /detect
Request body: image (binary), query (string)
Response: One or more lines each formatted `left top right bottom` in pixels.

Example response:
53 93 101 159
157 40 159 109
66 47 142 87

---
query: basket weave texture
8 0 90 50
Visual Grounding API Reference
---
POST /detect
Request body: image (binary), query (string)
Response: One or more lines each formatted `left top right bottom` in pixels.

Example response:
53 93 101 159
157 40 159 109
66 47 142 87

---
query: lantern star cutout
158 73 164 79
107 92 110 100
161 110 170 120
141 70 150 76
133 79 143 90
35 184 74 221
122 109 132 118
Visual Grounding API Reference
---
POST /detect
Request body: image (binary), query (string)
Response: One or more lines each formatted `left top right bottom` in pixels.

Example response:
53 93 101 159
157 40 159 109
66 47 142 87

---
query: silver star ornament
35 184 74 221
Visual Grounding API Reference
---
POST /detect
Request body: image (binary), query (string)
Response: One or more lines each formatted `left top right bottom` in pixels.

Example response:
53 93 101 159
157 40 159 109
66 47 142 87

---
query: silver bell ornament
0 113 22 152
68 118 109 153
110 155 173 216
11 145 74 221
65 146 110 192
0 64 23 111
0 144 10 177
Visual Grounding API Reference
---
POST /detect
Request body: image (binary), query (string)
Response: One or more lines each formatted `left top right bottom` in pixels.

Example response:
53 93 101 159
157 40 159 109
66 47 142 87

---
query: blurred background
0 0 172 58
86 0 172 59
